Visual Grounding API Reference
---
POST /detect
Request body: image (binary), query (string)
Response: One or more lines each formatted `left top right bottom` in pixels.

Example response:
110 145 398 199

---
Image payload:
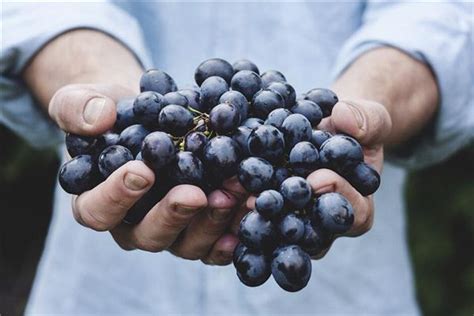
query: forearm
23 29 143 109
332 47 439 147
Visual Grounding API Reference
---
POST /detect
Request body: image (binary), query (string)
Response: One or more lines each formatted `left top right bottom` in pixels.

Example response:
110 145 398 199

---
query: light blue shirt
1 1 473 315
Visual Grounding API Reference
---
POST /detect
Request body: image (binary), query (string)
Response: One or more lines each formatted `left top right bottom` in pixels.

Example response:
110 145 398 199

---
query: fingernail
210 208 232 221
315 185 334 194
343 101 364 129
124 173 149 191
83 97 106 125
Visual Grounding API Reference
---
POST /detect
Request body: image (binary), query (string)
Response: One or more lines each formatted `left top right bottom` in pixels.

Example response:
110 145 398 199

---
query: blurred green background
0 124 473 315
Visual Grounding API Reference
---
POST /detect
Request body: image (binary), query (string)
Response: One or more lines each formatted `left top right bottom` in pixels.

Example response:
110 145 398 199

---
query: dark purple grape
260 70 286 88
291 100 323 127
219 90 249 122
241 117 264 130
179 88 204 112
264 108 291 129
65 133 100 158
140 69 177 95
267 81 296 108
98 145 134 178
123 181 170 224
251 89 285 119
281 114 312 149
118 124 150 156
271 245 311 292
233 242 247 266
312 192 354 234
231 70 262 101
305 88 338 117
234 247 271 287
343 162 380 196
232 126 252 157
158 104 194 137
255 190 285 220
238 210 276 251
299 219 332 257
135 151 143 161
203 136 241 180
310 130 333 149
141 131 177 171
162 91 188 107
289 141 319 177
133 91 164 128
200 76 229 110
319 135 363 174
273 167 291 188
248 125 285 163
278 214 305 244
195 58 234 86
114 97 137 131
168 151 204 186
209 103 241 135
238 157 274 194
184 132 208 157
59 155 100 195
99 132 120 148
232 59 260 75
280 176 312 209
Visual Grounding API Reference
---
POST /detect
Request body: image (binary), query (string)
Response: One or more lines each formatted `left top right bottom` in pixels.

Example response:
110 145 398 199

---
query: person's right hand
50 83 245 265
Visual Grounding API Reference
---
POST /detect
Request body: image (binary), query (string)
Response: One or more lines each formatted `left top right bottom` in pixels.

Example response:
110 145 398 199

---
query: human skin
23 30 438 263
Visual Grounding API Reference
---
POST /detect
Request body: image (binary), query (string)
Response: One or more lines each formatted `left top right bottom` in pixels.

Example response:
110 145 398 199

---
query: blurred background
0 124 473 315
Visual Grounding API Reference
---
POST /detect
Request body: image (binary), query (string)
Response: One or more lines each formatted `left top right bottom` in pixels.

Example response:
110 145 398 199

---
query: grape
168 151 204 186
248 125 285 163
271 245 311 292
195 58 234 86
58 155 100 195
123 182 171 224
238 210 276 251
273 167 291 187
179 88 204 112
267 81 296 108
319 135 363 173
219 90 249 122
288 141 319 177
99 132 120 148
234 247 271 287
312 192 354 234
203 136 241 179
241 117 264 130
118 124 150 156
184 132 208 157
158 104 194 137
264 108 291 129
233 242 247 266
251 89 285 119
200 76 229 110
133 91 164 128
238 157 274 193
98 145 134 178
304 88 338 117
291 100 323 127
310 130 332 149
232 59 260 75
232 126 252 157
140 69 177 95
65 133 100 158
260 70 286 88
255 190 285 220
280 176 312 209
299 219 332 257
281 114 312 148
278 214 305 244
231 70 262 101
209 103 241 135
141 131 177 171
114 97 137 131
343 162 380 196
162 91 188 107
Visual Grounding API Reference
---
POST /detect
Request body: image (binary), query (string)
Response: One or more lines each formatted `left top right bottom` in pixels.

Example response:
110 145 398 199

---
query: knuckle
81 209 113 232
134 237 167 253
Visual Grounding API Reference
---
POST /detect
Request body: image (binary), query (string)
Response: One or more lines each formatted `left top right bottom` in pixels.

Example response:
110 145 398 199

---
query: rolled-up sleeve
0 1 151 148
332 1 474 169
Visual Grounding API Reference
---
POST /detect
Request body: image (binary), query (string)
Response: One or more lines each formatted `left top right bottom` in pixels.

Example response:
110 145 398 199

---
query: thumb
330 100 392 146
49 84 135 136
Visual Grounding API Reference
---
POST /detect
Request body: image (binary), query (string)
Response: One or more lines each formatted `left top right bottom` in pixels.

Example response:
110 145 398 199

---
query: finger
230 202 252 235
202 233 239 266
73 160 155 231
168 190 237 260
49 84 135 135
307 168 374 236
246 195 256 210
122 185 207 252
221 176 248 201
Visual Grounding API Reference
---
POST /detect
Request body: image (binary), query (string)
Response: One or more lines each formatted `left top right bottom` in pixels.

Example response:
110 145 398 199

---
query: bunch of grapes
58 58 381 291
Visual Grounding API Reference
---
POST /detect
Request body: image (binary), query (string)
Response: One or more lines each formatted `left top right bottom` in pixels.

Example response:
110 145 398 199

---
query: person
1 1 473 315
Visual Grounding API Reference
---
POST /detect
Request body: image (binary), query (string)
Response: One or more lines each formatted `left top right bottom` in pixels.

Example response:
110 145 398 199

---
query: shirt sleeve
331 1 474 169
0 1 151 148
